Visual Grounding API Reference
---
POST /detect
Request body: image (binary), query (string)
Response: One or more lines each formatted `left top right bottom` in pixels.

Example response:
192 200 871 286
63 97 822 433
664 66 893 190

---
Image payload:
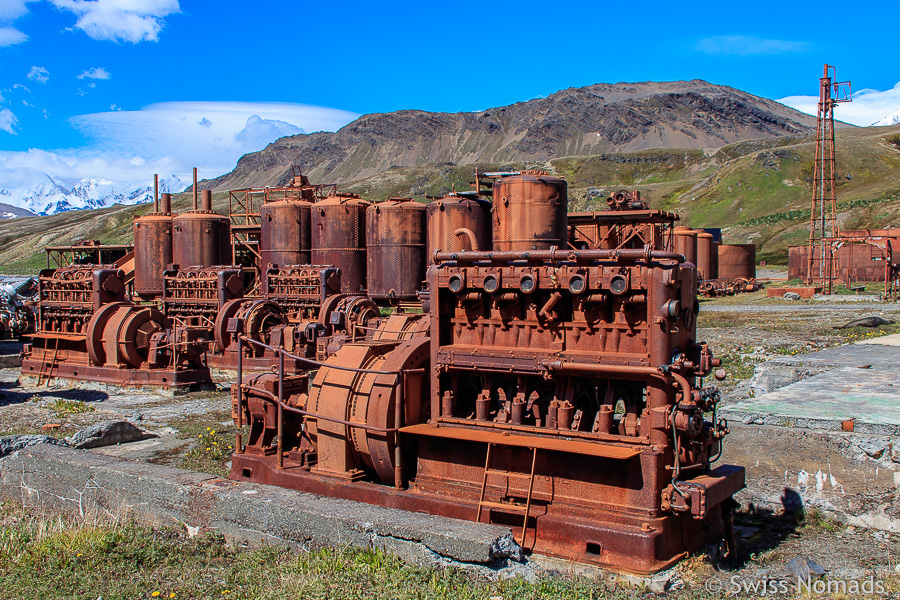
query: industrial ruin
8 165 750 573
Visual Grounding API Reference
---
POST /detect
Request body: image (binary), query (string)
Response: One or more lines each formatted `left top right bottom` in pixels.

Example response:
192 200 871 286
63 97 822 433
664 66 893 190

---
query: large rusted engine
230 171 744 573
21 265 210 387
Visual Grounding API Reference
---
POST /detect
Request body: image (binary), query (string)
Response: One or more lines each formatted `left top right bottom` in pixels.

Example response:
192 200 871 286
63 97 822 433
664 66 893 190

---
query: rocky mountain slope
207 80 822 191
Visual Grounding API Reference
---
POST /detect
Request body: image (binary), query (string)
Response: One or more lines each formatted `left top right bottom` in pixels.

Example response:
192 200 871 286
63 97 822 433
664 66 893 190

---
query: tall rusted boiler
133 191 173 299
366 198 426 301
674 227 698 268
260 198 312 268
492 171 567 251
718 243 756 280
696 232 715 280
425 195 492 264
311 193 370 294
173 190 231 268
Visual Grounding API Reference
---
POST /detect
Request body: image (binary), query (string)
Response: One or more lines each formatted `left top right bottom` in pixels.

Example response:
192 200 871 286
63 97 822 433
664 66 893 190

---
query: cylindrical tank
710 240 720 280
492 171 567 251
172 190 231 268
696 232 715 280
260 199 312 268
718 243 756 280
425 195 492 264
674 227 698 268
366 198 426 301
311 194 371 294
133 192 173 299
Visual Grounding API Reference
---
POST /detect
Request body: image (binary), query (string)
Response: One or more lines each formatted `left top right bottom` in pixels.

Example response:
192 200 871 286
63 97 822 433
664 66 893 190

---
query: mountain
872 107 900 127
0 174 184 216
207 80 824 191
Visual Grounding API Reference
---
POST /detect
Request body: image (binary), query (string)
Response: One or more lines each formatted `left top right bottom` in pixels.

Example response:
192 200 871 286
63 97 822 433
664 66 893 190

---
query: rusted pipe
433 248 683 265
541 360 690 402
276 349 284 469
241 335 404 376
538 291 562 319
394 372 405 489
201 189 212 212
192 167 198 211
235 334 243 454
161 193 172 214
153 174 159 213
454 228 479 251
243 384 403 434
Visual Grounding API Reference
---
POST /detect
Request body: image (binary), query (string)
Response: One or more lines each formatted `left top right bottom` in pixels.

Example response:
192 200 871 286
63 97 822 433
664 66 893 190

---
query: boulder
0 434 69 458
65 420 157 449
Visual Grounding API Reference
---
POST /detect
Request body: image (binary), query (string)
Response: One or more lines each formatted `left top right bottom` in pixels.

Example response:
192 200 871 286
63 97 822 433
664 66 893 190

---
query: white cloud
69 101 358 180
694 35 811 56
0 0 36 20
27 66 49 83
49 0 181 43
0 107 18 134
779 81 900 127
0 25 27 46
77 66 111 80
0 101 358 196
12 83 30 93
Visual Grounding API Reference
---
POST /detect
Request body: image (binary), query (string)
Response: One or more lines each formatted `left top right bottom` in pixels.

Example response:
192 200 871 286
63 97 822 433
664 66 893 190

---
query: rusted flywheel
85 301 130 366
213 298 247 353
318 294 379 335
214 299 287 356
103 305 169 368
306 317 430 485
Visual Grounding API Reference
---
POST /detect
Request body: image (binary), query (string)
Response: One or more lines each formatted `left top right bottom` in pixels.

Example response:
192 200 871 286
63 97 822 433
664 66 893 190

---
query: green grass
50 399 95 417
0 502 647 600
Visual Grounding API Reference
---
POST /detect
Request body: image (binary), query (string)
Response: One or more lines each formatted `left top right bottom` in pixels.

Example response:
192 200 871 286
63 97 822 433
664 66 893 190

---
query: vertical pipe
201 189 212 212
192 167 198 211
276 348 284 469
161 193 172 214
235 335 243 454
394 372 404 489
153 174 159 213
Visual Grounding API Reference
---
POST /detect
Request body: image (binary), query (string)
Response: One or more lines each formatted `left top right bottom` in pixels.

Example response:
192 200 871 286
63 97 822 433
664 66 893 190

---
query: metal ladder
476 443 538 545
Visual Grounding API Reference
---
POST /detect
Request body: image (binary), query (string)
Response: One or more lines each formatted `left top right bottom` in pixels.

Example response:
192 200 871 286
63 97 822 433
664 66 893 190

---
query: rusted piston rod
433 248 684 265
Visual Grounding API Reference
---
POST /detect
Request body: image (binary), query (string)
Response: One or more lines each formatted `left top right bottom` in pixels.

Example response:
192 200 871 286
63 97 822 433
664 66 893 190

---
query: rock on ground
65 420 157 449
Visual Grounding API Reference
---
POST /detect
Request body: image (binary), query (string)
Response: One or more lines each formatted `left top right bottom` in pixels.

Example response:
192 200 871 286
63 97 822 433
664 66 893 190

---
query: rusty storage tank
173 190 231 268
133 191 174 299
718 243 756 280
710 240 720 280
492 170 567 251
696 232 716 280
366 198 426 301
260 198 312 268
674 227 699 268
425 194 492 264
312 193 371 294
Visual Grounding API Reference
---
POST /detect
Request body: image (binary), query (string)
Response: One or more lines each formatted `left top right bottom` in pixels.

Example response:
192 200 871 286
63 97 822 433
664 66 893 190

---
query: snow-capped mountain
0 173 184 216
871 107 900 127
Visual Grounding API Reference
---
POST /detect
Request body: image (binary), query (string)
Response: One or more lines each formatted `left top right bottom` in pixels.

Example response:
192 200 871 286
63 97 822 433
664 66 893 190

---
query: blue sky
0 0 897 191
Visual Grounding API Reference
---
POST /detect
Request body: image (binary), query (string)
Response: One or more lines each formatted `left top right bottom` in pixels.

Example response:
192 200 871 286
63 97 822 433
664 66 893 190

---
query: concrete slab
856 333 900 346
0 444 522 568
723 344 900 435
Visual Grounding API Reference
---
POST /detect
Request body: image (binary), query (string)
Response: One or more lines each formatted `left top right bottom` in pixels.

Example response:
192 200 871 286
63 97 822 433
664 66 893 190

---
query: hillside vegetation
1 125 897 274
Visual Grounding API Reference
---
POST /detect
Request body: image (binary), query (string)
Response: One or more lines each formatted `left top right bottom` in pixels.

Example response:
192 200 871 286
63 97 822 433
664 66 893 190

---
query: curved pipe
453 228 479 251
540 360 691 403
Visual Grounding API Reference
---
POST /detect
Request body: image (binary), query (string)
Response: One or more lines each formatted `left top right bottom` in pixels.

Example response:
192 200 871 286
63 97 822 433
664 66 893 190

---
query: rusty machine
20 173 227 389
230 171 744 573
